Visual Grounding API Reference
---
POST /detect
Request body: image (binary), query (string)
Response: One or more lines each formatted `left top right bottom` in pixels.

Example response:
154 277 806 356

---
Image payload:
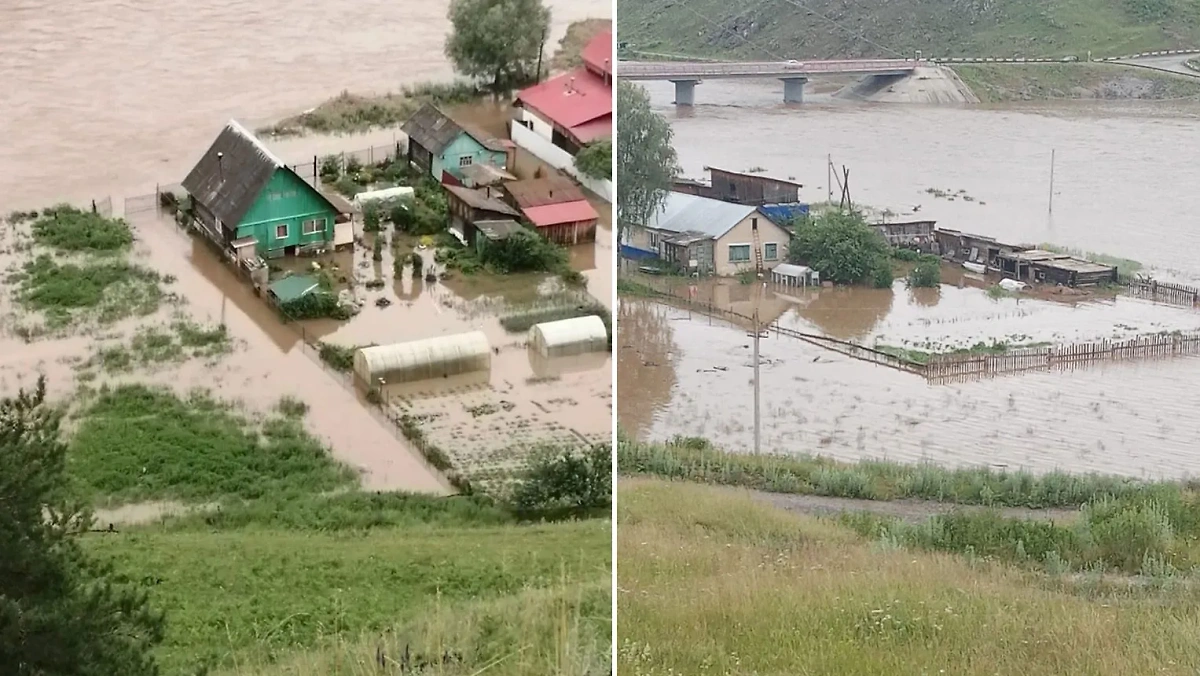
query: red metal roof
581 30 612 78
516 67 611 143
521 199 599 227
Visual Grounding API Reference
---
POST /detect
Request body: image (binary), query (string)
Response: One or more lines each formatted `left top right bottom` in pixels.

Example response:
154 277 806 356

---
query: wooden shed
443 184 522 246
705 167 802 205
504 177 599 245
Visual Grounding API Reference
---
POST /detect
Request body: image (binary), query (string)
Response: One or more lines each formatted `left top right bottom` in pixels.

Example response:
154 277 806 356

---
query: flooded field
618 299 1200 480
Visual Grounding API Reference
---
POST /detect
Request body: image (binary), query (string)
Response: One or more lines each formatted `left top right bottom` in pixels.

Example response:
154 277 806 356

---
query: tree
444 0 551 93
616 81 678 240
574 138 612 181
0 377 165 675
906 255 942 288
789 209 893 287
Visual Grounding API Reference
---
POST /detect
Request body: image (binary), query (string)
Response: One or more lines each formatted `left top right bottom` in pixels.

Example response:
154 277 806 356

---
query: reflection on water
618 300 1200 480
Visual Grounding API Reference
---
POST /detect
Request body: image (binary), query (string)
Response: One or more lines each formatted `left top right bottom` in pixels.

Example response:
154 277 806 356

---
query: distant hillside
617 0 1200 60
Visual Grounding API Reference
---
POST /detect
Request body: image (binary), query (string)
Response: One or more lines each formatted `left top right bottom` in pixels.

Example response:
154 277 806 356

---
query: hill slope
617 0 1200 59
618 478 1200 675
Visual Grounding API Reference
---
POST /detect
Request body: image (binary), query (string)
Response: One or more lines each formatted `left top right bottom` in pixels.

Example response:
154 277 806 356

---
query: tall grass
87 518 610 674
618 435 1179 509
68 384 355 504
618 478 1200 676
15 254 165 327
30 204 133 252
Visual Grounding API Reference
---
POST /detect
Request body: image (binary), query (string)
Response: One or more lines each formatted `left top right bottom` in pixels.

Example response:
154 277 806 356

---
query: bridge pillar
781 77 807 103
670 79 699 106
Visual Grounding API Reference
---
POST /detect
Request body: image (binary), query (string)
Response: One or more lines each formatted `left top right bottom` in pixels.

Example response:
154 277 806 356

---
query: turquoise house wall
431 132 507 180
235 169 335 255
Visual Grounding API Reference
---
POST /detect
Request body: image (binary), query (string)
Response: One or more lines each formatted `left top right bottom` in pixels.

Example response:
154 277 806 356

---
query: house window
764 243 779 261
459 155 474 167
302 218 324 236
728 244 751 262
275 224 289 239
649 231 660 250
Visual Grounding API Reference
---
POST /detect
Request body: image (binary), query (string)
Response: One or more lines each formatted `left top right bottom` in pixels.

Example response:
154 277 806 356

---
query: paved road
1114 54 1200 78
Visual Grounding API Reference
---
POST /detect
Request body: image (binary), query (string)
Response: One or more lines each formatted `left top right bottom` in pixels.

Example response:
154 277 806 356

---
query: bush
410 251 424 274
574 139 612 180
479 229 567 274
363 203 383 232
891 246 921 262
30 204 133 252
790 210 892 286
511 445 612 511
907 256 941 288
319 154 341 181
317 342 356 371
372 236 383 262
279 292 352 320
1081 498 1175 572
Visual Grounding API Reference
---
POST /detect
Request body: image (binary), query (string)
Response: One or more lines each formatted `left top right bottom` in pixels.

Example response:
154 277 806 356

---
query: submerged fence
621 278 1200 383
1126 278 1200 308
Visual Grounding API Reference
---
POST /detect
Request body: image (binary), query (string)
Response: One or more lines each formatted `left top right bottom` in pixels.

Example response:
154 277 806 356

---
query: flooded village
0 6 614 498
618 91 1200 480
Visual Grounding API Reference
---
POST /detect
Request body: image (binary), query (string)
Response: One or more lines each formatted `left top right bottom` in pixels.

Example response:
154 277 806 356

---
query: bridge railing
618 59 917 77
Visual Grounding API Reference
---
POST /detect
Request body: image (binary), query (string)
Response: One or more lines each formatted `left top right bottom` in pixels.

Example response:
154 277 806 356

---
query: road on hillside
1115 54 1200 78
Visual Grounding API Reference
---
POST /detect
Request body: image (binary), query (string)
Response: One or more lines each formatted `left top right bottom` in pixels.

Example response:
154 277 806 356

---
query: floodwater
0 0 608 207
0 0 612 495
640 78 1200 283
619 82 1200 478
618 300 1200 480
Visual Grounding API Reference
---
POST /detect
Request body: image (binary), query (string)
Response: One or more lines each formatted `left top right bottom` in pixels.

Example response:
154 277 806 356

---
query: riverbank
618 476 1200 676
956 62 1200 102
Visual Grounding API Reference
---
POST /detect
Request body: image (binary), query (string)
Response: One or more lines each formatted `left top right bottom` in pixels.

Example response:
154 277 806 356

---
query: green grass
260 81 484 136
618 478 1200 676
618 0 1200 60
87 518 610 674
874 339 1054 365
88 320 230 372
617 435 1180 509
616 278 658 297
956 62 1200 102
13 254 166 328
29 204 133 252
67 384 355 504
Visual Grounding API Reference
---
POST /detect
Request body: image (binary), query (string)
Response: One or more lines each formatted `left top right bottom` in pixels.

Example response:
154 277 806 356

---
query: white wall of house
713 214 790 277
510 122 612 203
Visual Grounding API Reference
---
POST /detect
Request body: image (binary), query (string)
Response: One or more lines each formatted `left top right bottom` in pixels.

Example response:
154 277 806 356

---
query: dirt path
750 489 1080 524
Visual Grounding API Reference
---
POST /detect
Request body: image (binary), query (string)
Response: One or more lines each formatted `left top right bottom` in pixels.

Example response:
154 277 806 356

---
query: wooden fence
621 279 1200 383
1126 278 1200 308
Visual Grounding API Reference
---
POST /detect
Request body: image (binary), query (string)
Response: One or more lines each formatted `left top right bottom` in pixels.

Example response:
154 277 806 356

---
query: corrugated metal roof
771 263 812 278
523 199 599 227
475 219 521 240
644 191 760 239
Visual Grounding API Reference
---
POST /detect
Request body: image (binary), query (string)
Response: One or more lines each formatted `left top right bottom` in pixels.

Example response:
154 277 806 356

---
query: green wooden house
401 104 509 182
182 120 349 259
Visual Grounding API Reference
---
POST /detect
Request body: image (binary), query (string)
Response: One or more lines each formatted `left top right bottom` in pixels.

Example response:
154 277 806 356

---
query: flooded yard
618 299 1200 480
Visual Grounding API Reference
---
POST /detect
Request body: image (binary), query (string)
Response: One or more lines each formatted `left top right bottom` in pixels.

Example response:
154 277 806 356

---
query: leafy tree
574 139 612 181
789 209 893 287
479 229 567 273
0 377 165 675
444 0 552 93
616 81 678 240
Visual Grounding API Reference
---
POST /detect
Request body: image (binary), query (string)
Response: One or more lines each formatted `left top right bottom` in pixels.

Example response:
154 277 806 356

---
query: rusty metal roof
504 177 586 207
443 185 521 216
182 120 286 229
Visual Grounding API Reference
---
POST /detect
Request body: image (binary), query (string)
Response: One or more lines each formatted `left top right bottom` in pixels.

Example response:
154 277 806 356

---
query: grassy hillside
618 478 1200 675
956 61 1200 100
617 0 1200 59
89 513 610 674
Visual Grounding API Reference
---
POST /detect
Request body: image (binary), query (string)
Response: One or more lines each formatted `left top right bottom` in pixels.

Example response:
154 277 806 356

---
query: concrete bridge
618 59 919 104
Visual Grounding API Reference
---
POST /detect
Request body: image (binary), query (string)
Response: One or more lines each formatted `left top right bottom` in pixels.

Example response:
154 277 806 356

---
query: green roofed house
182 120 349 259
267 274 320 306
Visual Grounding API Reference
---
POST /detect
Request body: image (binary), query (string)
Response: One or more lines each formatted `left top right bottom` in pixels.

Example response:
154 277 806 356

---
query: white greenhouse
353 331 492 385
528 315 609 358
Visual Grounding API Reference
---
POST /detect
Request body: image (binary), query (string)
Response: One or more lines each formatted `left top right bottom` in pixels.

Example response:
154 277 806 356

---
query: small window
649 232 660 249
459 155 474 167
764 243 778 261
275 224 288 239
302 218 324 235
728 244 750 262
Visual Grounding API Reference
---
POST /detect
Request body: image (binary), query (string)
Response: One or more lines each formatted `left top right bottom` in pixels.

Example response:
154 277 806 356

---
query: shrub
790 209 893 286
372 237 383 262
410 251 424 274
317 342 356 371
319 154 341 181
511 444 612 511
363 203 383 232
574 139 612 180
1081 498 1175 572
906 256 941 288
279 292 352 320
478 229 567 274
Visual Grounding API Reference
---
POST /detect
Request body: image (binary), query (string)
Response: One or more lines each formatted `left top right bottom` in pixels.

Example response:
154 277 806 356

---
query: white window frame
763 242 779 261
275 223 289 239
302 218 324 236
459 155 474 167
728 243 751 263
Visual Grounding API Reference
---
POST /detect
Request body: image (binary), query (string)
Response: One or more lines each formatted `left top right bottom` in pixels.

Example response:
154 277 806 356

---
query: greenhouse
528 315 609 358
353 331 491 385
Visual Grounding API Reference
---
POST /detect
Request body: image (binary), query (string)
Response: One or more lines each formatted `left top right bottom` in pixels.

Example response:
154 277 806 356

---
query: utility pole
826 154 832 204
535 27 547 82
1048 149 1056 214
748 272 766 455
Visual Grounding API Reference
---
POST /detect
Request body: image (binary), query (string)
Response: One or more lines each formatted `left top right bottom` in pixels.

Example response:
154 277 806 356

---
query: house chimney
217 151 224 180
569 77 575 92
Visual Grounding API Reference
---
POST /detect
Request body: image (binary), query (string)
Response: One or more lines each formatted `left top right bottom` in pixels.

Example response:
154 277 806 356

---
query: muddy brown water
618 299 1200 481
0 0 611 495
640 79 1200 283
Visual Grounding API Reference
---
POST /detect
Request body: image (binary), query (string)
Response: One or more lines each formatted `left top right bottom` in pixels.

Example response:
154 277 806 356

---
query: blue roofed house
401 103 509 183
621 191 792 277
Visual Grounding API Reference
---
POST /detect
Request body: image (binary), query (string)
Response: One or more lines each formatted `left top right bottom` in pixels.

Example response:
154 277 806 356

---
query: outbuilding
528 315 609 358
353 331 491 385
